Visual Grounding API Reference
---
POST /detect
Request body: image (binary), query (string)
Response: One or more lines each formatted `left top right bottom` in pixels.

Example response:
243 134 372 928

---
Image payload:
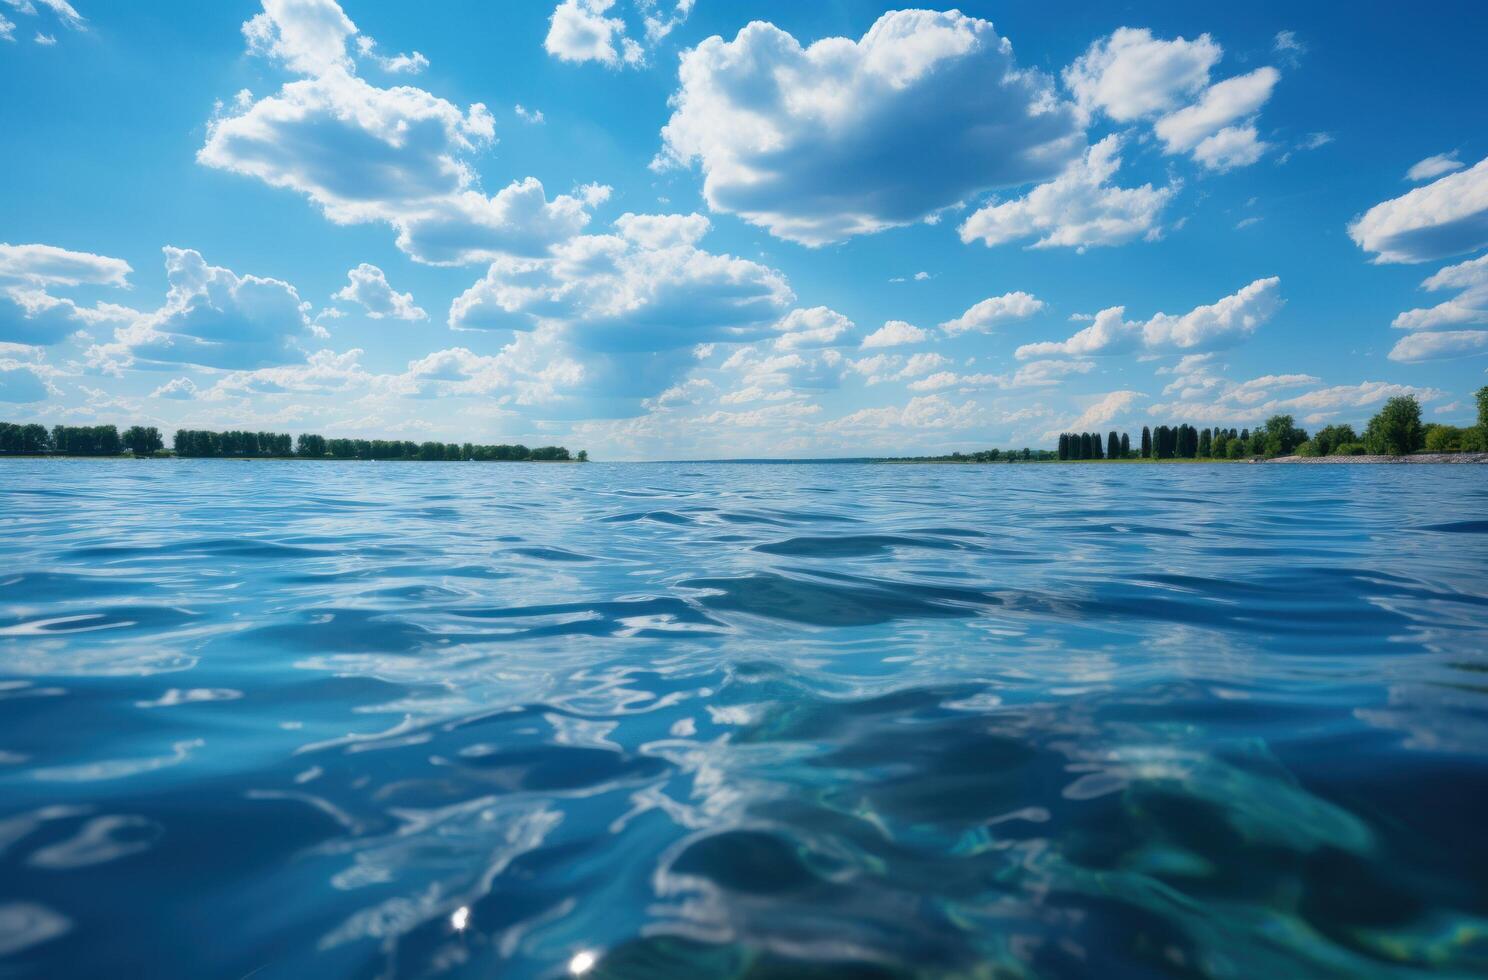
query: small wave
1420 520 1488 533
753 534 964 557
506 546 601 562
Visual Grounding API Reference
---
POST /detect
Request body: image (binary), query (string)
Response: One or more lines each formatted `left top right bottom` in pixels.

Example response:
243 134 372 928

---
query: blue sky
2 0 1486 459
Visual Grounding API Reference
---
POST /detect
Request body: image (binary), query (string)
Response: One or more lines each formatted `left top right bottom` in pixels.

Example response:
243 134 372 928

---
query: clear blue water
3 459 1488 979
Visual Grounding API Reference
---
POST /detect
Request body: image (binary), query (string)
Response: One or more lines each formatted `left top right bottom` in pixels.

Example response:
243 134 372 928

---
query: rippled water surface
3 459 1488 978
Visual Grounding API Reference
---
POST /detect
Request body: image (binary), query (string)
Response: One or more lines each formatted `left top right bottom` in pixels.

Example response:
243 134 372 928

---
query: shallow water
2 459 1488 978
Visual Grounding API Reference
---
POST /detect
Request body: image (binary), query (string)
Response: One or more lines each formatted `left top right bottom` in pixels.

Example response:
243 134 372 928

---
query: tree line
178 430 580 461
0 422 582 461
0 424 163 456
1055 388 1488 461
881 448 1057 463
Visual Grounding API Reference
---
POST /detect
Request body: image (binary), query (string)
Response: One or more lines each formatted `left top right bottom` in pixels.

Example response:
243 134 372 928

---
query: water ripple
1 459 1486 978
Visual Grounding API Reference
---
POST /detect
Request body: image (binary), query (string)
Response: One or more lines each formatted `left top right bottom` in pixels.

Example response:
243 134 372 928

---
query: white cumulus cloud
1063 27 1220 122
1018 277 1281 358
93 247 317 371
940 292 1046 335
448 214 794 362
333 263 427 320
545 0 643 67
1067 390 1145 431
1153 67 1278 170
656 10 1084 245
860 320 926 349
0 243 131 287
772 306 853 351
959 135 1174 250
1391 253 1488 331
1350 156 1488 263
1389 329 1488 363
202 2 602 266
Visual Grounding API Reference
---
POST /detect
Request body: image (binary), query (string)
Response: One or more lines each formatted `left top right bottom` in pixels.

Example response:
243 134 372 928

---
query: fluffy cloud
1063 27 1220 122
1066 28 1278 172
1007 358 1095 388
0 243 131 287
1067 390 1145 431
543 0 693 67
657 10 1084 245
610 211 709 249
720 343 846 402
959 135 1174 250
243 0 355 74
449 214 793 355
1406 153 1463 182
940 292 1046 334
1017 277 1281 358
150 377 199 400
0 243 133 350
772 306 853 351
1153 377 1445 423
0 14 13 42
0 288 133 347
906 371 992 392
1391 253 1488 331
1349 156 1488 263
1388 330 1488 363
1188 124 1267 171
96 247 316 371
199 72 594 265
354 36 427 75
545 0 642 67
860 320 926 349
333 263 427 320
1153 67 1278 167
846 350 949 386
201 2 601 266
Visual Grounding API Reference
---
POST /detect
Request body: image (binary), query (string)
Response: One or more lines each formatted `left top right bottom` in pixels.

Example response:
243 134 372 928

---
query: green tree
1311 424 1358 457
1364 396 1424 455
1423 424 1468 453
1260 414 1307 457
1107 431 1120 459
123 426 164 456
296 433 327 458
1120 432 1130 457
1140 426 1151 458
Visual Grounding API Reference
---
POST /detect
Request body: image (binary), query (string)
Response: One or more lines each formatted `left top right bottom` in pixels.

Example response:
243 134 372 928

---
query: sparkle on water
2 458 1487 978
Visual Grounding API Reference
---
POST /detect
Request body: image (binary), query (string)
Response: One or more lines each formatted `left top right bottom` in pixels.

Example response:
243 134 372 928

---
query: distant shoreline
1264 452 1488 464
0 454 582 462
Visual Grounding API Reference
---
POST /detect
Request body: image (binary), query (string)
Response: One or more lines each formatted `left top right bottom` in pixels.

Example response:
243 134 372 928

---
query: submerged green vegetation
0 424 583 461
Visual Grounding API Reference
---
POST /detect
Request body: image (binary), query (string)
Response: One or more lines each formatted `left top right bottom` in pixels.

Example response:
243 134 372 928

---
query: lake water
2 459 1487 978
